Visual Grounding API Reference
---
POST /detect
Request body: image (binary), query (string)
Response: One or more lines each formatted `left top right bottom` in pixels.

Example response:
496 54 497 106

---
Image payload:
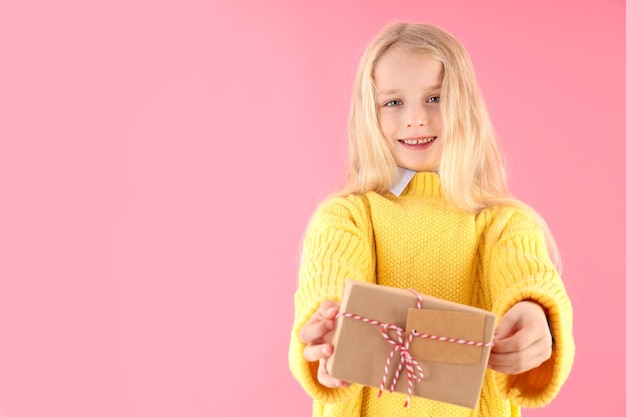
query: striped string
338 290 493 408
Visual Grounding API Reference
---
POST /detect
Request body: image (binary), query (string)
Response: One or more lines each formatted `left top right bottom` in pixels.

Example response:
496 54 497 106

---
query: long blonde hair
340 21 561 270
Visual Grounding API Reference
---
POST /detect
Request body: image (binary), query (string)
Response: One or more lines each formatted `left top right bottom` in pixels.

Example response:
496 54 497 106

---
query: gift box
327 279 496 409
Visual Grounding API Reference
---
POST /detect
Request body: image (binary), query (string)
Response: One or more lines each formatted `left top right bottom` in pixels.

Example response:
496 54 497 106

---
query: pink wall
1 0 624 416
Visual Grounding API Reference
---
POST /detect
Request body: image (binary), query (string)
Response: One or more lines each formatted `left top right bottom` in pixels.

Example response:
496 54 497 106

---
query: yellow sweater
289 172 574 417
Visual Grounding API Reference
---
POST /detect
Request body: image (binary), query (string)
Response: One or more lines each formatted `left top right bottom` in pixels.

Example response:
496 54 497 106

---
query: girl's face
374 49 443 172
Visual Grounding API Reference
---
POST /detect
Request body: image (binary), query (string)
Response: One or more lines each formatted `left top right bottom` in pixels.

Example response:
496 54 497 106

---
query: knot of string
379 323 423 407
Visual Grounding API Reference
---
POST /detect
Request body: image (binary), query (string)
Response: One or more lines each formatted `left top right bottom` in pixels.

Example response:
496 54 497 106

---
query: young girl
288 22 574 416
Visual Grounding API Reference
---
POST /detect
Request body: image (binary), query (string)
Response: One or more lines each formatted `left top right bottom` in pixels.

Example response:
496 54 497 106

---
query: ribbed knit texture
289 172 574 417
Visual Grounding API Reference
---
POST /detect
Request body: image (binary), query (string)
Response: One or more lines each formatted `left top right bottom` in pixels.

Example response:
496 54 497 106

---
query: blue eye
427 96 441 103
384 100 402 107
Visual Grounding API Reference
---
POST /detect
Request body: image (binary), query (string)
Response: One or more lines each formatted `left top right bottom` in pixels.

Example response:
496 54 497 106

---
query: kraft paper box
327 280 496 409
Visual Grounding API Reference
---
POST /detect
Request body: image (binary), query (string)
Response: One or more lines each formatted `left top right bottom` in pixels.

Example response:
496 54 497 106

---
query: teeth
401 137 435 145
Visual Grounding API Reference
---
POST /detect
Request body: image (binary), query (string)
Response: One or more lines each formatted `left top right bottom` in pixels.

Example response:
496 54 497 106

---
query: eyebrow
376 84 442 97
376 89 400 98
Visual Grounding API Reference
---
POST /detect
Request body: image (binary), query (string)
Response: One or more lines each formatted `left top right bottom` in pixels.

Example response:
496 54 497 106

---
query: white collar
389 167 417 197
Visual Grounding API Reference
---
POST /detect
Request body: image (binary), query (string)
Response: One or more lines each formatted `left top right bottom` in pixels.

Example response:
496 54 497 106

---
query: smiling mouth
399 137 436 145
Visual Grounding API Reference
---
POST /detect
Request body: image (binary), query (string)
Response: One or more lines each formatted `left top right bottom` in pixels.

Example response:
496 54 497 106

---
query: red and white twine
338 290 493 408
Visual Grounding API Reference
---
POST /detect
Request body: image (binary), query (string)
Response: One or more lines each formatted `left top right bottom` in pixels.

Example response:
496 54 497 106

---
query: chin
401 164 439 172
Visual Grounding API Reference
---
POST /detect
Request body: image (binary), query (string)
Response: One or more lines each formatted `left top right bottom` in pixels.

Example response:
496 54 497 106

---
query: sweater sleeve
483 208 575 408
288 195 376 404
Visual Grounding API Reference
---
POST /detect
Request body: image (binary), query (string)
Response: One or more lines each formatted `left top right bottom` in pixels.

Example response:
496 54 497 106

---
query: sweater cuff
492 273 575 408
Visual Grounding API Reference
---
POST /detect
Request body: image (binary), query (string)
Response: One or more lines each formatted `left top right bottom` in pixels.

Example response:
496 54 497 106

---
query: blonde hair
340 21 561 270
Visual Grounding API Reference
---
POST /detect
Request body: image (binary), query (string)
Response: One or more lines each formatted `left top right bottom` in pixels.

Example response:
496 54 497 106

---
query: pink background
1 0 624 416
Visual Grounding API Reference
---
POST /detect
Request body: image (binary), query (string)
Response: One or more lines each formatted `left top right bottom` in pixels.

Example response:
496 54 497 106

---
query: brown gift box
327 280 496 409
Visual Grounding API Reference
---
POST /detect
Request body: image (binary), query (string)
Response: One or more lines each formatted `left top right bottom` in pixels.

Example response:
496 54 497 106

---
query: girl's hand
299 299 351 389
488 301 553 375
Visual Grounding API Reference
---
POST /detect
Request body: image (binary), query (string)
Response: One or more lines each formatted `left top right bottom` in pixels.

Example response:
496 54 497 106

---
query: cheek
377 115 389 137
431 109 443 129
378 113 397 138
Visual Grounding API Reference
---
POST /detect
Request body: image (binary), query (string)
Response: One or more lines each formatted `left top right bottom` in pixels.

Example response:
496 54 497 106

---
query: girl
289 22 574 417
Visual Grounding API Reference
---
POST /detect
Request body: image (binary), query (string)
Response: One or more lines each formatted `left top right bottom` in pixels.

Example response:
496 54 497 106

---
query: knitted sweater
289 172 574 417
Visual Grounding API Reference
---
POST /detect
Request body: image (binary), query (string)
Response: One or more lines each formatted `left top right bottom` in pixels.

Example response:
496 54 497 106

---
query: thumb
319 299 340 320
493 308 521 341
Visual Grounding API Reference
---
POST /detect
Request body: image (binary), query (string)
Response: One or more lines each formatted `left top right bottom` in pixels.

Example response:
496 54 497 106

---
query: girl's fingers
303 343 333 363
299 317 335 344
489 352 544 375
492 332 550 356
318 358 351 389
488 338 552 374
316 302 339 322
299 300 339 344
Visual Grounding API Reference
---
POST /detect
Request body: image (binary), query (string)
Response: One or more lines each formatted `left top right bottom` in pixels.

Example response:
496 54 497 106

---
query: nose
406 103 427 127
